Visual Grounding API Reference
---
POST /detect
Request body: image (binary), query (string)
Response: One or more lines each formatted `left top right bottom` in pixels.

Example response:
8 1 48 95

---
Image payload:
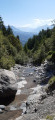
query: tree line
0 17 28 69
24 24 55 65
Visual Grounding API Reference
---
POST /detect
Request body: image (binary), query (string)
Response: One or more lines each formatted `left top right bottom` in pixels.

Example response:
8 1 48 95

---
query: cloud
20 18 53 28
21 24 31 28
33 18 53 27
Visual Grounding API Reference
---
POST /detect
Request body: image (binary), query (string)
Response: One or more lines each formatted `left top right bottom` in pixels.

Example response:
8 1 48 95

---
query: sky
0 0 55 29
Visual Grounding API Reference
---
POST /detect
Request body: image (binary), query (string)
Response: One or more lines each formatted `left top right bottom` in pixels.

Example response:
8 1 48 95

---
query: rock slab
0 69 17 97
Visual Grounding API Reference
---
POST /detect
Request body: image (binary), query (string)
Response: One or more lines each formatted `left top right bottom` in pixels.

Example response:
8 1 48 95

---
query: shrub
46 115 54 120
15 51 28 65
48 76 55 85
8 34 22 51
51 51 55 63
45 37 53 53
33 50 41 65
48 51 53 55
0 55 15 69
33 45 46 65
46 76 55 93
27 50 33 57
7 44 17 56
46 54 52 61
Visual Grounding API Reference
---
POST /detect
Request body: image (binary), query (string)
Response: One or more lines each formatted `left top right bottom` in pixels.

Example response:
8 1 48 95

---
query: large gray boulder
35 60 55 84
0 69 17 97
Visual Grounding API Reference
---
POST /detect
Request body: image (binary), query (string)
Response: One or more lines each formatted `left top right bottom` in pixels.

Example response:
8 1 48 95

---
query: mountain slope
11 26 34 45
11 25 52 45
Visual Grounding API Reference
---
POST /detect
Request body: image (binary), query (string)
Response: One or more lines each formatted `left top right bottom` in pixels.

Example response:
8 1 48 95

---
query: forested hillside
0 17 55 69
0 17 28 69
24 25 55 65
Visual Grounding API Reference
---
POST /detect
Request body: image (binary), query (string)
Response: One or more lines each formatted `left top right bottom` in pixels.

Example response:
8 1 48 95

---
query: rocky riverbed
0 60 55 120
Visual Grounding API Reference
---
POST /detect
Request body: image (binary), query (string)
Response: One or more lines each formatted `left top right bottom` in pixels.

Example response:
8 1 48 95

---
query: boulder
0 105 5 110
0 109 3 113
35 60 55 85
0 69 17 98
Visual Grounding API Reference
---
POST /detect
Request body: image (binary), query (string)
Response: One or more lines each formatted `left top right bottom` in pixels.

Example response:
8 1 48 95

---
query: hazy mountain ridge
11 25 52 45
11 26 34 45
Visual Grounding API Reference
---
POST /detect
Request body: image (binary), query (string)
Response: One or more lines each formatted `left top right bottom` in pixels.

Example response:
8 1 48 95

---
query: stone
34 108 37 113
34 68 37 71
33 80 36 83
0 109 3 113
40 94 47 100
53 117 55 120
29 72 33 75
0 69 17 98
26 102 30 107
0 105 5 110
24 111 27 114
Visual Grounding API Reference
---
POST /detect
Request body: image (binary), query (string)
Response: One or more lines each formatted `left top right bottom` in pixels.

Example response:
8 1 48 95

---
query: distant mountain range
10 25 52 45
11 26 34 45
30 25 52 33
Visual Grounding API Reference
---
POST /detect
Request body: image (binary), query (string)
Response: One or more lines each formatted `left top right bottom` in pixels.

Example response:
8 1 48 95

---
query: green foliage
46 115 54 120
27 38 34 50
2 25 7 36
48 51 53 55
51 35 55 51
27 50 33 57
8 34 22 51
46 55 52 61
0 17 3 29
47 51 55 62
0 55 15 69
0 16 55 69
0 31 15 69
24 26 55 65
24 43 28 53
15 51 28 65
51 51 55 63
7 44 17 56
0 17 23 69
48 76 55 85
0 17 13 36
33 45 45 65
26 28 52 51
6 25 13 36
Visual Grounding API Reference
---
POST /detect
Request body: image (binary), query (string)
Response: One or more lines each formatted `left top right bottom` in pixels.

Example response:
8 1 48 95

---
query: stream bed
0 62 55 120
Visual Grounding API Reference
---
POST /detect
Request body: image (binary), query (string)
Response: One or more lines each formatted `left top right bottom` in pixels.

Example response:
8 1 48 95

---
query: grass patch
46 115 54 120
48 76 55 85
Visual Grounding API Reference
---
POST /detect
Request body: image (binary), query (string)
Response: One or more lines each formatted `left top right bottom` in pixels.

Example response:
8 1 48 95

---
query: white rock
0 69 17 97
